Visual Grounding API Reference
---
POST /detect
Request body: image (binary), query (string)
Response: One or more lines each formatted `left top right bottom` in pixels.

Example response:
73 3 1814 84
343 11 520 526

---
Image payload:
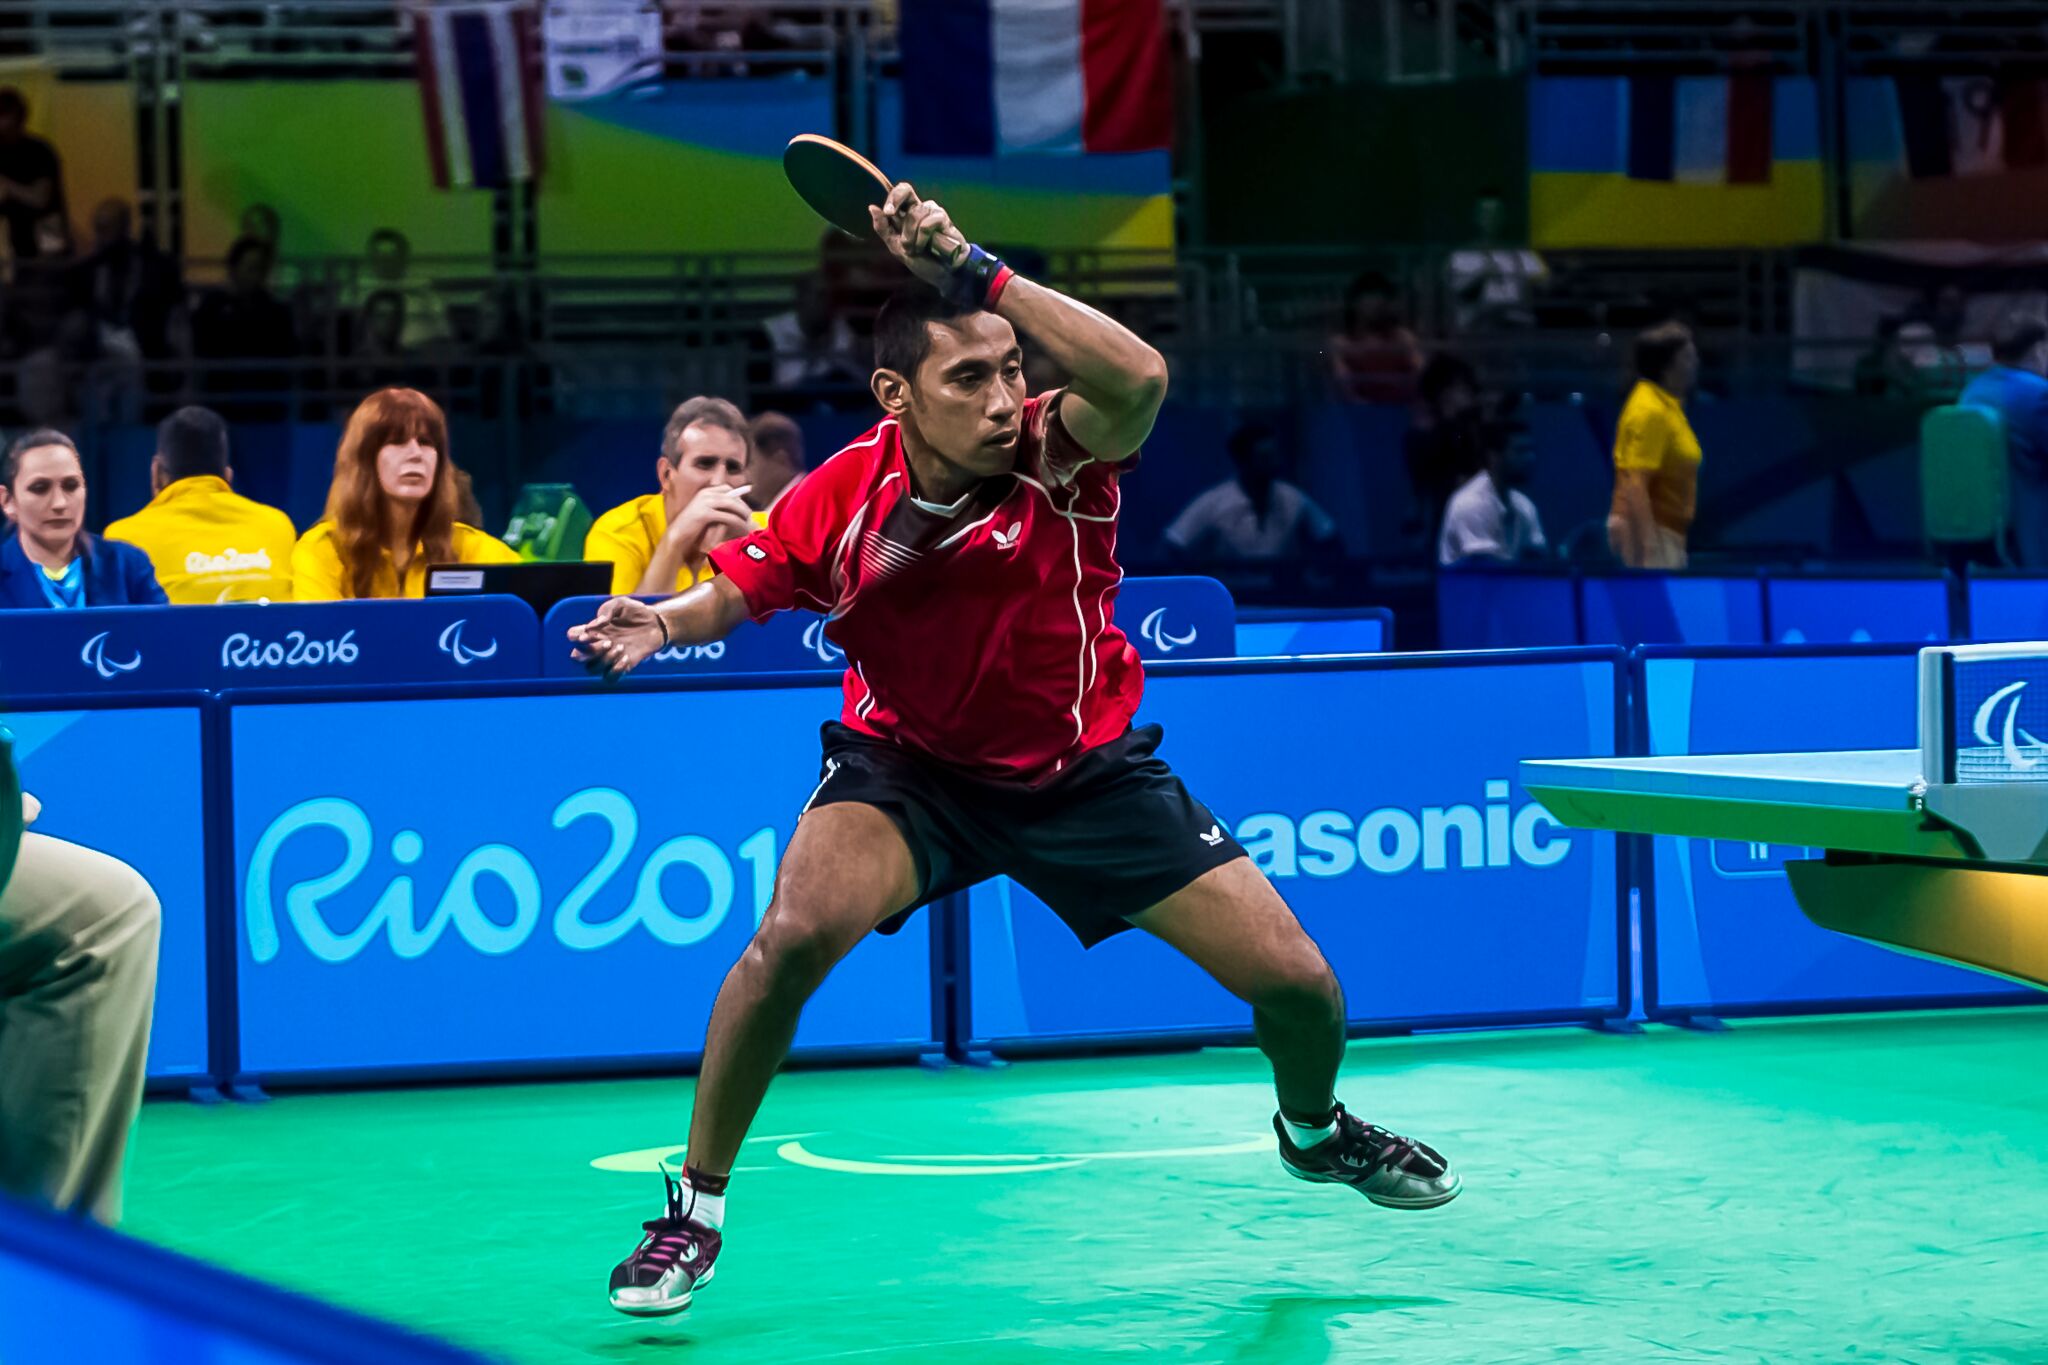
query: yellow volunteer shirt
291 521 518 601
1611 380 1703 534
584 492 769 595
103 475 298 604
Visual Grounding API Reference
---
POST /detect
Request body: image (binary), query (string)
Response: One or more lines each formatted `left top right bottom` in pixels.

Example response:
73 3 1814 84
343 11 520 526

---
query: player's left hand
871 181 968 288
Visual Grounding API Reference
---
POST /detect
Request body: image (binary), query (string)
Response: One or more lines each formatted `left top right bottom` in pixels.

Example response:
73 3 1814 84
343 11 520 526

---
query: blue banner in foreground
0 597 539 698
227 683 932 1078
2 701 209 1079
1640 648 2021 1015
963 655 1625 1048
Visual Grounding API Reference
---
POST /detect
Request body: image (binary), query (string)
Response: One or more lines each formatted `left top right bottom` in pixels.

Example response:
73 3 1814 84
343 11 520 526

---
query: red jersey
708 392 1142 782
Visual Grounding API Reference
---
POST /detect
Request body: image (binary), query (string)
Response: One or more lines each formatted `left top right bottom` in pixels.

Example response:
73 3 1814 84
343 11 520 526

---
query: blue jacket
1961 364 2048 482
0 529 168 609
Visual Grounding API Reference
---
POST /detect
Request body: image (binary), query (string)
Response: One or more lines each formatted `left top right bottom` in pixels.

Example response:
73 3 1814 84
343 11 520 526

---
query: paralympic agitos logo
245 780 1574 964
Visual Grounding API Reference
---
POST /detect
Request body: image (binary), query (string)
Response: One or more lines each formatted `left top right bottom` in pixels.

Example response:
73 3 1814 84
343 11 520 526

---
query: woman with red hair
291 387 515 600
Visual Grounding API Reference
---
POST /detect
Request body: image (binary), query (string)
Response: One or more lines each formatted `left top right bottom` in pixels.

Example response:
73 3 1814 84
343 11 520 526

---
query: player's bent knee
749 904 864 997
1253 957 1344 1029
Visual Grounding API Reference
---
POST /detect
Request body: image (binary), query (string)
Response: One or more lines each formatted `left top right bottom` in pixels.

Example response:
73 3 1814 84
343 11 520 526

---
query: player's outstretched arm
567 575 749 680
871 183 1167 463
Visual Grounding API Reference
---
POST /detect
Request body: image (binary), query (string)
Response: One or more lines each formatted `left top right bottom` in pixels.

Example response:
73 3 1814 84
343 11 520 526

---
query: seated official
0 734 161 1227
1163 421 1341 563
585 396 765 595
102 405 297 603
291 387 515 601
1439 404 1548 566
0 430 166 609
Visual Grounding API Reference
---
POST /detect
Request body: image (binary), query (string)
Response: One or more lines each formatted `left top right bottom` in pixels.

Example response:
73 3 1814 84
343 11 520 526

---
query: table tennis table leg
1786 855 2048 990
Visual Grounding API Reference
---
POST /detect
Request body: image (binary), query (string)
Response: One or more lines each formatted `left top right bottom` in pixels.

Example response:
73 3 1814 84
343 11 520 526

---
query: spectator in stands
1961 312 2048 567
1439 400 1547 566
240 202 281 251
1894 285 1976 402
1 739 162 1227
755 230 870 401
1608 320 1701 570
1328 271 1423 404
0 430 165 608
102 405 297 603
1445 189 1546 332
747 410 806 511
0 86 68 265
291 387 515 600
1403 353 1485 550
18 306 139 427
584 395 762 594
1163 420 1340 564
191 236 296 360
365 227 445 349
70 198 182 361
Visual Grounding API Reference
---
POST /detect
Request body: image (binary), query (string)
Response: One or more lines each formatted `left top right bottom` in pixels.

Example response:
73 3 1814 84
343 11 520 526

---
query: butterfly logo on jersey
1200 825 1224 847
992 522 1022 551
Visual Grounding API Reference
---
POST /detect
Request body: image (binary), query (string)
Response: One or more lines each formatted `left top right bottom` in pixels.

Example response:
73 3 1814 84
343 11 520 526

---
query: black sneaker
1274 1103 1462 1209
608 1170 722 1317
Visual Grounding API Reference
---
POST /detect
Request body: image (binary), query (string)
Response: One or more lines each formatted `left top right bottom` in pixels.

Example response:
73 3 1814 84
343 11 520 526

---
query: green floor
127 1011 2048 1364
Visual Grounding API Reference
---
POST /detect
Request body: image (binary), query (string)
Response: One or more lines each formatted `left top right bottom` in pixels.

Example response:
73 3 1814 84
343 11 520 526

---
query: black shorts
805 722 1248 947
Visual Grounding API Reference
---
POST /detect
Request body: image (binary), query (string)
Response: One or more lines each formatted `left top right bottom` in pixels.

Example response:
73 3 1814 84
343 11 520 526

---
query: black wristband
943 243 1006 311
655 614 670 650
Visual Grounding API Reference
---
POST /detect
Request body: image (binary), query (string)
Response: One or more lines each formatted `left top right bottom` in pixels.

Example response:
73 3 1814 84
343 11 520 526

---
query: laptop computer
424 561 613 618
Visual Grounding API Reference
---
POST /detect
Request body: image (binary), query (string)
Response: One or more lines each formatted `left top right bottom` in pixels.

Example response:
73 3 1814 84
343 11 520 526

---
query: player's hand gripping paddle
782 133 967 262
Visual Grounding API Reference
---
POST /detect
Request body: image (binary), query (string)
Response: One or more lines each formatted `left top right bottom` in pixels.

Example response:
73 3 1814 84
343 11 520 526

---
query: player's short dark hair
1634 320 1694 385
0 88 25 121
874 285 983 382
661 395 751 465
157 406 231 481
2 428 79 489
1992 313 2048 366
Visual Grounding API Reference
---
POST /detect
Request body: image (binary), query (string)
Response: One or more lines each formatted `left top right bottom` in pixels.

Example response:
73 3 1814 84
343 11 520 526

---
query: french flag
415 1 546 190
899 0 1172 157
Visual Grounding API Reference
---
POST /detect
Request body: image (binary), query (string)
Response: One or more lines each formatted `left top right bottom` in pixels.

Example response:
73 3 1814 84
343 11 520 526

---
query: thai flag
415 1 546 190
899 0 1172 157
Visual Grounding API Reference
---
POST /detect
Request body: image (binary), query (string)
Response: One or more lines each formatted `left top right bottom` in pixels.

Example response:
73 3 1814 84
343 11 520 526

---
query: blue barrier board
0 1194 488 1364
1581 575 1764 647
227 682 933 1079
1967 576 2048 643
1639 647 2025 1016
1235 608 1390 656
1436 571 1577 649
1766 577 1950 645
0 596 539 698
2 699 209 1080
963 654 1625 1048
539 575 1237 677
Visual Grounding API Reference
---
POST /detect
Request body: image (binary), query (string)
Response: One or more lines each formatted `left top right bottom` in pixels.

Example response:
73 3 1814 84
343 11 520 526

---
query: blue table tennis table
1523 645 2048 991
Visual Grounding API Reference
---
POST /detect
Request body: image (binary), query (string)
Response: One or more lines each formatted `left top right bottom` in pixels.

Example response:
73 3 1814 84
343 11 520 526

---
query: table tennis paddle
782 133 966 261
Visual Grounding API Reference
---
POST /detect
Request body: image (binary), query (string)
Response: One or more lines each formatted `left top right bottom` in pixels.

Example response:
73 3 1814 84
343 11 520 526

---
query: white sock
1281 1107 1339 1150
684 1185 725 1231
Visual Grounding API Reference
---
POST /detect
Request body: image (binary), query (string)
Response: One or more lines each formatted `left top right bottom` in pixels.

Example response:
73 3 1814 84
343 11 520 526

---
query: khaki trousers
1607 517 1689 570
0 832 160 1225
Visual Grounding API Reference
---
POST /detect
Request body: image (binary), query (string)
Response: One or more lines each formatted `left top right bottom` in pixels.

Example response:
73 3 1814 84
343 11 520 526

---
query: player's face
0 445 86 552
908 313 1026 478
659 421 749 520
